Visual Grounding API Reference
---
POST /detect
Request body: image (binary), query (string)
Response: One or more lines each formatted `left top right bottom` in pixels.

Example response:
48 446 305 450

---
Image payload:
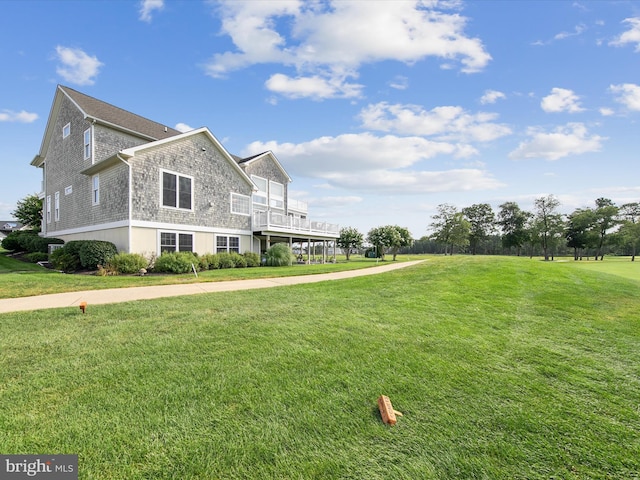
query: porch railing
253 211 339 236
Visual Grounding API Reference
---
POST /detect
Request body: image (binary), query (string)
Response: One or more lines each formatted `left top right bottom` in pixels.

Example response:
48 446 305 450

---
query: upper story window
62 123 70 138
162 170 192 210
231 193 250 216
54 191 60 222
92 174 100 206
46 195 51 224
84 128 92 160
251 175 267 208
269 181 284 210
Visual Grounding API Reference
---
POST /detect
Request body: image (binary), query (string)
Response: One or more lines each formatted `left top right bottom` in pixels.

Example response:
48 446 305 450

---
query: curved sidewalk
0 260 424 314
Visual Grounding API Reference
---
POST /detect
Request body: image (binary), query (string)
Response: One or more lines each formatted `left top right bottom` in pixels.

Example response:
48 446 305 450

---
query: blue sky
1 0 639 238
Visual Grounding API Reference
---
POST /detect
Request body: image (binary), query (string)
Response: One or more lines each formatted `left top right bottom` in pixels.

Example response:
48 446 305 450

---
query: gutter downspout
116 154 132 253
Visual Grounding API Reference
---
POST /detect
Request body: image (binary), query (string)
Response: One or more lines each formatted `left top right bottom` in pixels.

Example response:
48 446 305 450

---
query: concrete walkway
0 260 424 314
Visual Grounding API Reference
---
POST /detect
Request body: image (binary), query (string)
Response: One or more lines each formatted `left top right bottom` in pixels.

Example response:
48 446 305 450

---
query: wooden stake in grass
378 395 402 425
79 302 87 314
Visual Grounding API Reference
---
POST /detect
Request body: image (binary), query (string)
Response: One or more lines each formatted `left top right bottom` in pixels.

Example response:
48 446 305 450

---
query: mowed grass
0 256 639 479
0 253 395 299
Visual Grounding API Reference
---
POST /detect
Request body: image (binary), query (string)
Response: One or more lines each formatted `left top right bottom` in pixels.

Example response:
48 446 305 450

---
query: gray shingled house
31 85 338 258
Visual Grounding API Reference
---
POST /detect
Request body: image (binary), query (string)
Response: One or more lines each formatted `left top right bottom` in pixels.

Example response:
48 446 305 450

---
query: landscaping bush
50 248 80 273
216 252 236 269
153 251 199 274
265 243 293 266
79 241 118 270
230 252 247 268
243 251 261 267
0 231 56 253
107 253 148 274
24 252 49 263
198 253 220 271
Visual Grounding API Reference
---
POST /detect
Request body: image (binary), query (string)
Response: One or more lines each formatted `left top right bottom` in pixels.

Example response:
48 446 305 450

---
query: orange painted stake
79 302 87 314
378 395 401 425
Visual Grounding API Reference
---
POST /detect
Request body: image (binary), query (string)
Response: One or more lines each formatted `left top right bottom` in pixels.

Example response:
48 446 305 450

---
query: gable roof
60 86 181 140
32 85 180 166
235 151 292 183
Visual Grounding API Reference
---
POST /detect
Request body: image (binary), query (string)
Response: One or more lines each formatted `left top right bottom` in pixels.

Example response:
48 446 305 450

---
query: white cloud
599 107 614 116
54 46 103 86
541 88 584 113
389 76 409 90
0 110 38 123
358 102 511 142
554 23 586 40
480 90 506 104
241 132 502 195
609 17 640 52
205 1 491 99
509 123 605 161
139 0 164 22
175 122 194 133
265 73 363 100
609 83 640 111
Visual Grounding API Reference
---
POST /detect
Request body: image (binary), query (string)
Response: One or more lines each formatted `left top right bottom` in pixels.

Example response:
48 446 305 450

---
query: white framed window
54 191 60 221
251 175 268 208
160 231 193 253
269 180 284 210
92 174 100 205
65 185 73 195
46 195 51 224
161 170 193 210
231 193 251 216
216 235 240 253
62 123 70 138
84 128 92 160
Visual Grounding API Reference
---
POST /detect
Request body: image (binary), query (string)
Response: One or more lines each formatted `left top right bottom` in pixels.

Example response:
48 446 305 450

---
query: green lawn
0 253 398 299
1 256 639 479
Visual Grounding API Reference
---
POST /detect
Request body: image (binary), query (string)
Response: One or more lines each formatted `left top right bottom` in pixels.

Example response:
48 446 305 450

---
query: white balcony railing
287 198 308 214
253 211 339 236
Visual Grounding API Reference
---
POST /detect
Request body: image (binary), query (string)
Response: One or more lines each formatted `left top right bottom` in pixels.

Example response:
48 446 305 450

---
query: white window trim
160 169 194 211
269 180 285 210
62 123 70 139
92 174 100 206
65 185 73 195
230 192 251 216
46 195 51 224
158 230 195 254
216 235 241 253
251 174 268 208
54 191 60 222
84 127 92 161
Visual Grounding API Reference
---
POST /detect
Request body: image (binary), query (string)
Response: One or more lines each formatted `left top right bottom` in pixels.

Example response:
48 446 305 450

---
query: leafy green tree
429 204 470 255
367 225 413 261
617 202 640 261
462 203 496 255
532 195 563 261
497 202 531 256
12 194 43 231
337 226 363 261
593 198 619 261
565 208 596 260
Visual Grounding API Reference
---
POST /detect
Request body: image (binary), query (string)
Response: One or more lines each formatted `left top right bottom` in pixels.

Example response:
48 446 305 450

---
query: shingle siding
93 125 147 163
131 133 252 230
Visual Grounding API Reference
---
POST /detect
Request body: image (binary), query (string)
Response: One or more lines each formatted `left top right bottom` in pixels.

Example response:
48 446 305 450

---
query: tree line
338 196 640 261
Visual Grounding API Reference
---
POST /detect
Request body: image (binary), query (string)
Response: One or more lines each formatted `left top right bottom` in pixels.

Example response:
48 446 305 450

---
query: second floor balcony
253 210 339 238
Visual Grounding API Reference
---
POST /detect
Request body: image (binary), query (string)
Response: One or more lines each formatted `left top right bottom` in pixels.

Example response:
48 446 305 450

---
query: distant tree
617 202 640 261
12 194 43 231
337 226 364 261
367 225 413 261
497 202 531 256
462 203 496 255
593 198 619 261
429 204 470 254
565 208 597 260
532 195 563 261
